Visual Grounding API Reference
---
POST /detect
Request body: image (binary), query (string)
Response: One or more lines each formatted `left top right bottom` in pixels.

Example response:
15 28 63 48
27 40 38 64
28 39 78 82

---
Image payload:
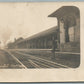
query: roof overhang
48 6 80 18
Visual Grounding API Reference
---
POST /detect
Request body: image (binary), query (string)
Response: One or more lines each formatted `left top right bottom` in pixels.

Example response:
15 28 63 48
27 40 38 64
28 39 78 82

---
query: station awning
48 6 80 18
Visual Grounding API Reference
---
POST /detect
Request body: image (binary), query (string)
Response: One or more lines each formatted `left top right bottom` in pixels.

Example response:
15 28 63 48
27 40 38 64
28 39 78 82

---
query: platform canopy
48 6 80 28
48 6 80 18
17 26 58 44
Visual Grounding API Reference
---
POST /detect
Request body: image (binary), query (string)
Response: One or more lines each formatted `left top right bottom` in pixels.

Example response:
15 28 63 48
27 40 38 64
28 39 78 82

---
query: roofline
16 26 58 44
48 6 80 18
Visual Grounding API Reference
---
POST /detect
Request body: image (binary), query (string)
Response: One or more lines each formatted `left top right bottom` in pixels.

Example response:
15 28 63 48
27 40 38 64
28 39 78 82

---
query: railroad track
5 50 27 69
16 51 70 68
5 50 42 68
6 50 70 68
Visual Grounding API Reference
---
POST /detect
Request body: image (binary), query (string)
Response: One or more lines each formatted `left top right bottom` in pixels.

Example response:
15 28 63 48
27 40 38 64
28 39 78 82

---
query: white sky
0 2 62 47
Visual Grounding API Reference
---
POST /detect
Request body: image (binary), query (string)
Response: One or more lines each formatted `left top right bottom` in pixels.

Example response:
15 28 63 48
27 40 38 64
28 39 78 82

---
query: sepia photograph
0 2 83 82
0 3 80 69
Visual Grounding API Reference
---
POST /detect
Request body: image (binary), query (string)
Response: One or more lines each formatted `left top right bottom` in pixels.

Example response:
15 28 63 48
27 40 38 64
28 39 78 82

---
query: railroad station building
16 26 58 49
8 6 80 53
48 6 80 53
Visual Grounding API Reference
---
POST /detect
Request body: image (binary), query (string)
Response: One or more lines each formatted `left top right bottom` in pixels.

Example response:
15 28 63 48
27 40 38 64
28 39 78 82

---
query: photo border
0 0 83 84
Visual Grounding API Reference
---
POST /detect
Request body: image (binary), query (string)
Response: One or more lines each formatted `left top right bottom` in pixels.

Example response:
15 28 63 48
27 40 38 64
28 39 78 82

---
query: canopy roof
48 6 80 18
17 26 58 44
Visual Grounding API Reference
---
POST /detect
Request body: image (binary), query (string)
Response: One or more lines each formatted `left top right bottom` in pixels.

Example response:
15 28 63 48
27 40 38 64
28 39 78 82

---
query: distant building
48 6 80 53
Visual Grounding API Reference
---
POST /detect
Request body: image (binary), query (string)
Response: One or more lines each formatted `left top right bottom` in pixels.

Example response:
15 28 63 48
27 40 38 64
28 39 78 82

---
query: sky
0 2 61 48
0 2 80 48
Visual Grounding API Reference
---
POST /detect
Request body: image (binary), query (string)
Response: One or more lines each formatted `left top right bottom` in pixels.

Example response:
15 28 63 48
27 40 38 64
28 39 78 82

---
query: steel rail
15 51 70 68
28 59 41 68
5 50 27 69
32 60 58 68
